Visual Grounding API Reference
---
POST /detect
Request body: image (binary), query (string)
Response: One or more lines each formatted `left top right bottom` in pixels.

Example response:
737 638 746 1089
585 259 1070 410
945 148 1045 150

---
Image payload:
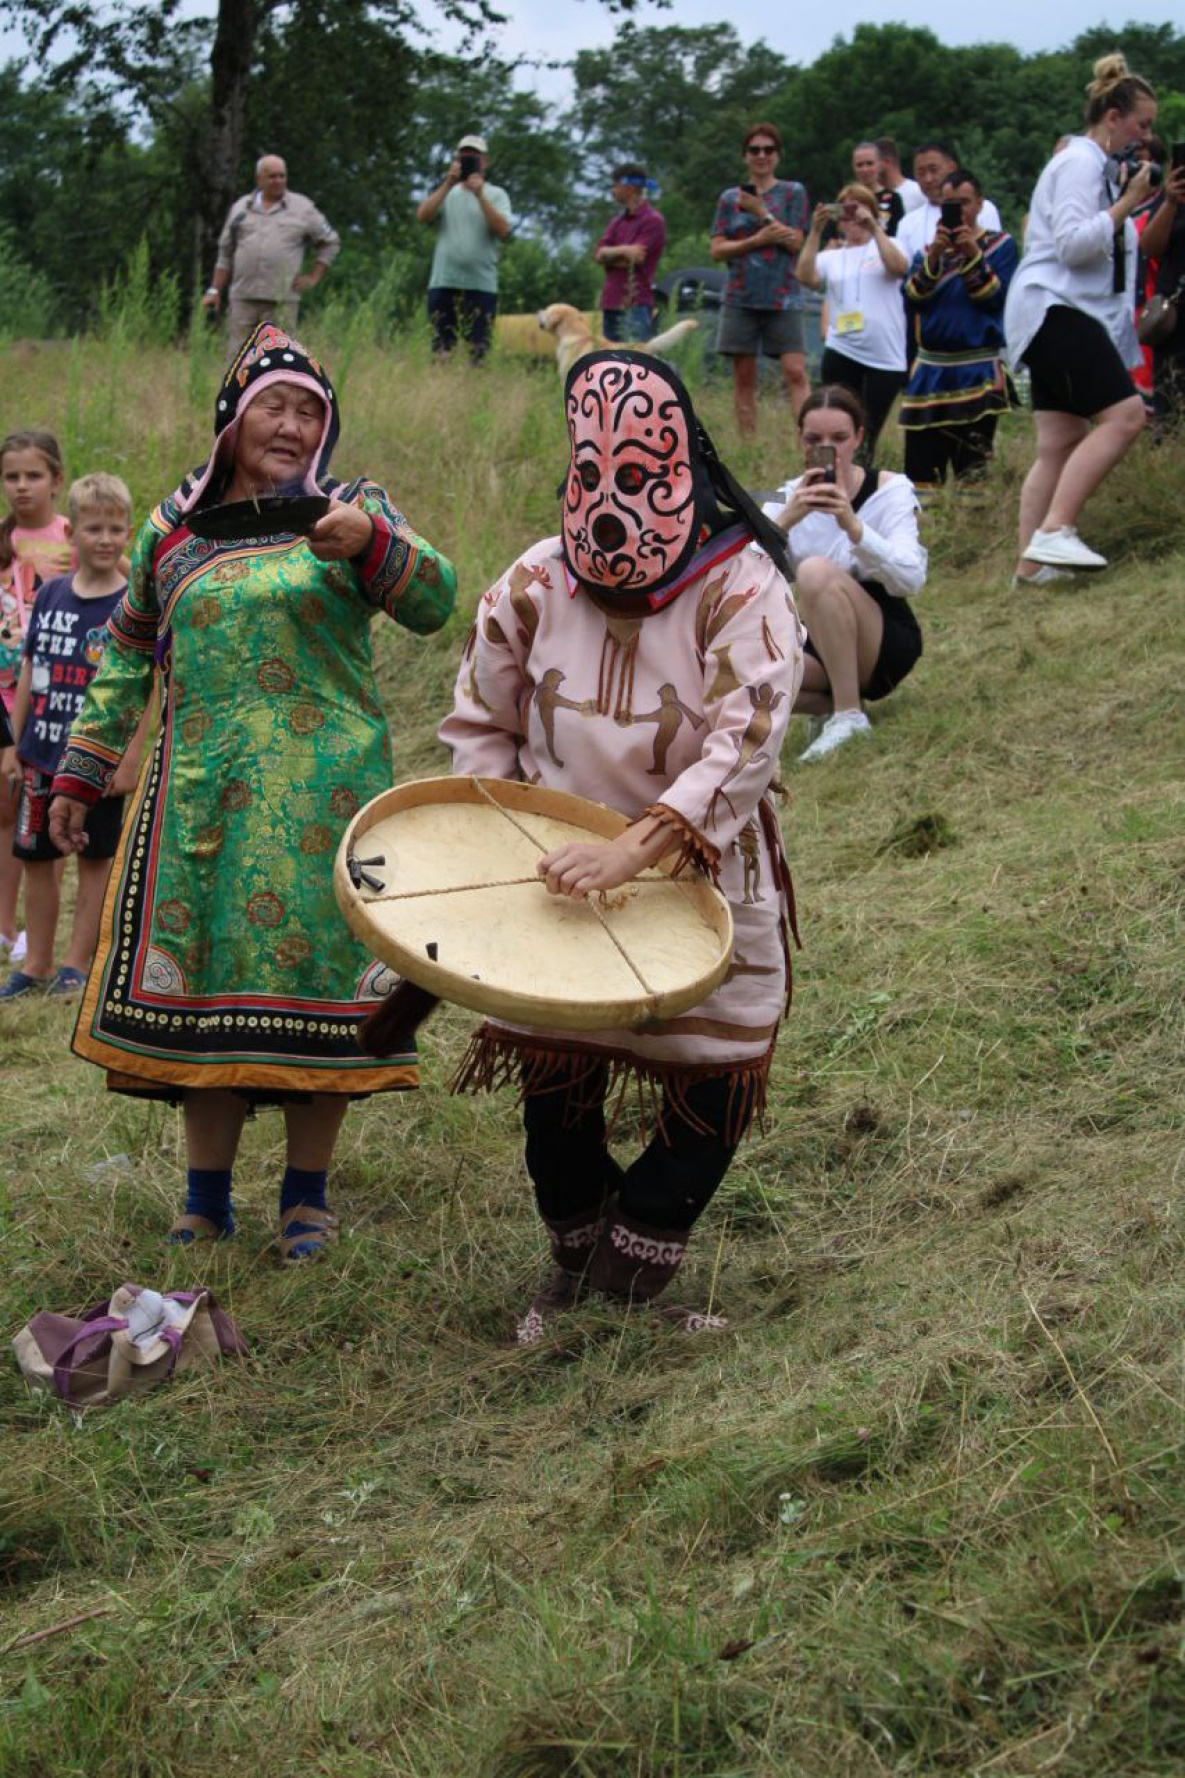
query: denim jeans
602 305 655 343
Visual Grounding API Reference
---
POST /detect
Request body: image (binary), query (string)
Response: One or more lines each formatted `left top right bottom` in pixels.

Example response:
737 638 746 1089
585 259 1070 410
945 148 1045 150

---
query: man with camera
417 134 513 362
899 170 1018 496
896 141 1001 262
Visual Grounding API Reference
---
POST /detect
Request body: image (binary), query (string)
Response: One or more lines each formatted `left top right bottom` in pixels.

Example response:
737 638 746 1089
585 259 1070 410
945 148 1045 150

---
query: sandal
278 1203 339 1264
47 965 87 997
167 1212 235 1246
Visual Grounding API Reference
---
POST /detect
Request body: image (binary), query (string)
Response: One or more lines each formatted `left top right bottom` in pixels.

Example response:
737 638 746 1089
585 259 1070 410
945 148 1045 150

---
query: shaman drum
334 776 733 1032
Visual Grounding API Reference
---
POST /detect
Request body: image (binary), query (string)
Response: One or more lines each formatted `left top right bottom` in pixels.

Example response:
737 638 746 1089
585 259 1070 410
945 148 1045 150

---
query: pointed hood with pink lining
175 322 339 515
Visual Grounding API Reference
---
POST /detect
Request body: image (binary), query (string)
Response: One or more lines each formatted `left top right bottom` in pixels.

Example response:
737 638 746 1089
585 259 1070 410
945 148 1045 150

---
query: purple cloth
711 180 810 311
598 202 666 310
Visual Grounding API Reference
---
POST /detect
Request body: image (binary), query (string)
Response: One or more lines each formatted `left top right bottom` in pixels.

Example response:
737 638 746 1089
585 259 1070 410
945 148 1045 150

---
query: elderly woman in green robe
49 323 456 1261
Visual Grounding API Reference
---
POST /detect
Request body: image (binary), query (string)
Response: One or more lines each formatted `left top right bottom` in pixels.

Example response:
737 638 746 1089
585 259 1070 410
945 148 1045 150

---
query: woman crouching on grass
770 385 926 762
439 350 803 1344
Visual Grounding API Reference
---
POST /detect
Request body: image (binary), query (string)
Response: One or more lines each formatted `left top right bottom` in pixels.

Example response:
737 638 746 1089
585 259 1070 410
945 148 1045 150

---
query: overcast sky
3 4 1179 107
451 2 1183 106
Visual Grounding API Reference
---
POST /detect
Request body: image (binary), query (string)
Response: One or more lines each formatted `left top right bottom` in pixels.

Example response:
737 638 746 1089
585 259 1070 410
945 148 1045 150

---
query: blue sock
279 1167 330 1261
280 1166 327 1217
173 1167 234 1241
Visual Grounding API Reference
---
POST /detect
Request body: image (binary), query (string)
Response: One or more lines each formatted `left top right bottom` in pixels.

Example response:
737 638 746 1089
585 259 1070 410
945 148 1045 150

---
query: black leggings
820 348 905 456
903 417 998 487
523 1069 753 1233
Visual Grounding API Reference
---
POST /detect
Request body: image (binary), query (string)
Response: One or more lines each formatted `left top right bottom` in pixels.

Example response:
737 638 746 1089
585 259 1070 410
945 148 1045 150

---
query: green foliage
497 236 600 314
0 223 58 339
96 237 181 346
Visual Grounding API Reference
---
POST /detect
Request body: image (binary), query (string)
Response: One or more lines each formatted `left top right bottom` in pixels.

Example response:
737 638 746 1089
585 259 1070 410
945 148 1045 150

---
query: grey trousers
225 296 300 358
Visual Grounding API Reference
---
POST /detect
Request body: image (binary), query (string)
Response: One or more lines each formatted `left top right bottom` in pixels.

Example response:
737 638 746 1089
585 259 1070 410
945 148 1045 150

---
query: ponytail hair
0 428 65 570
1085 52 1155 125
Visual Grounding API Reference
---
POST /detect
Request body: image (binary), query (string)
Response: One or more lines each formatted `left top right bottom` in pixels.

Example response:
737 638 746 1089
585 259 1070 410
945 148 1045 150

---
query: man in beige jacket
202 156 340 349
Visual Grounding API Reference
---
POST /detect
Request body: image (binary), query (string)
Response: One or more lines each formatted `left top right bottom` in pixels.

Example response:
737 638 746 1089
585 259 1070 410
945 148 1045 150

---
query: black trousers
820 347 905 457
522 1069 754 1233
903 417 998 487
426 287 497 362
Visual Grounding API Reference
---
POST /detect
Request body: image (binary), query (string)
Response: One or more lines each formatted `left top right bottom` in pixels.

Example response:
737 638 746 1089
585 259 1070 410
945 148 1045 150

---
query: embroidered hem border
70 673 415 1097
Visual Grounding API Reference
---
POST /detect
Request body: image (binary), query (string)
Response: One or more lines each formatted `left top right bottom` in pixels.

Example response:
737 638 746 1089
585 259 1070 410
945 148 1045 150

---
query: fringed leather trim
757 794 800 1011
451 1025 772 1147
643 803 721 883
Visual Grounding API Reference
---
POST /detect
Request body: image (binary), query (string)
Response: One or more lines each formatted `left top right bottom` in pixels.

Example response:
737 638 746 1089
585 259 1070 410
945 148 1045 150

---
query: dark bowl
185 493 331 542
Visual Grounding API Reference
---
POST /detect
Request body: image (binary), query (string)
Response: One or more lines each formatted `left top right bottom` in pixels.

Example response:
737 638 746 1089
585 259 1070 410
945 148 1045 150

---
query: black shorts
14 766 125 863
803 578 923 701
1022 306 1136 417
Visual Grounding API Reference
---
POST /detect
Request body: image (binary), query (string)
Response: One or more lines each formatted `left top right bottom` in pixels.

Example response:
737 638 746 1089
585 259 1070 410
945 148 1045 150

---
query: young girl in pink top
1 430 73 954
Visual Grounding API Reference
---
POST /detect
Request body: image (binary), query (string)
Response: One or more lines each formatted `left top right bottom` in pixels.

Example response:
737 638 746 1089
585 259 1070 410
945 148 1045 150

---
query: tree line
1 7 1183 336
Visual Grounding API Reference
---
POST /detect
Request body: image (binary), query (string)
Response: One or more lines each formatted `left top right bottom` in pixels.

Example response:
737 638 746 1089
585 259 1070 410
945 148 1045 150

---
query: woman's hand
537 840 638 901
809 203 832 236
49 795 89 856
307 500 375 561
786 474 862 541
774 467 831 532
537 818 675 901
1118 160 1157 211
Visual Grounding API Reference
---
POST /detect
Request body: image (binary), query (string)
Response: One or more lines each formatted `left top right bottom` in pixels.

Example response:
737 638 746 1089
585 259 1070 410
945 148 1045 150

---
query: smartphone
940 198 962 232
740 182 758 196
805 444 837 485
1172 141 1185 171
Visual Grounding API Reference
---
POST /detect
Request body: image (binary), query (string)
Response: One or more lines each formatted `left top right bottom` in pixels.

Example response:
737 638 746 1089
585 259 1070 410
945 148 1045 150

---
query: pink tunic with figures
439 533 804 1097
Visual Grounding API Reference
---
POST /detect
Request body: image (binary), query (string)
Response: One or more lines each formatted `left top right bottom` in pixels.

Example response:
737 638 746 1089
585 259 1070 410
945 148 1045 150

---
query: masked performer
439 351 803 1341
49 324 456 1260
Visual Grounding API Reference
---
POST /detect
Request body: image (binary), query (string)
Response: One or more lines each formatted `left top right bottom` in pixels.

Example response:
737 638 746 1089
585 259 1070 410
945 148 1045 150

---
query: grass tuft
0 333 1182 1774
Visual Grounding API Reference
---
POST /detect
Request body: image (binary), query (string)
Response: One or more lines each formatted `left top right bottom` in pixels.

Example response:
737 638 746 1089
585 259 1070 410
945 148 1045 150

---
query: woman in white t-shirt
766 385 926 762
797 183 909 455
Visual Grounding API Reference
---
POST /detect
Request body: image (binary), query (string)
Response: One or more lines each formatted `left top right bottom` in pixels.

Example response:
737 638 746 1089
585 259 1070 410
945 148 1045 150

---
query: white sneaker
799 709 872 762
1010 564 1077 587
9 930 27 964
1022 527 1107 570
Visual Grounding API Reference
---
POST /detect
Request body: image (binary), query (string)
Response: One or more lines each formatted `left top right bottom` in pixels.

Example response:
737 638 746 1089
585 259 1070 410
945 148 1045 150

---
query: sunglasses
746 145 777 156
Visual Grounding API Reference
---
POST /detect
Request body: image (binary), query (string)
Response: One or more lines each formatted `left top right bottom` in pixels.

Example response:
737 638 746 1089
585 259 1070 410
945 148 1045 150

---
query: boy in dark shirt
0 473 144 997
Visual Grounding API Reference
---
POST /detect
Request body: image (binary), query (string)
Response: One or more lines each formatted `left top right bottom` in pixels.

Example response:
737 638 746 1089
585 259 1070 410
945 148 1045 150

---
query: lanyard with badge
834 243 868 336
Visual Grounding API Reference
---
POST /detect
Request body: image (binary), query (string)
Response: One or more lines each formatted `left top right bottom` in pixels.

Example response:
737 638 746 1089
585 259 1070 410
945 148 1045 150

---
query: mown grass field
1 325 1182 1776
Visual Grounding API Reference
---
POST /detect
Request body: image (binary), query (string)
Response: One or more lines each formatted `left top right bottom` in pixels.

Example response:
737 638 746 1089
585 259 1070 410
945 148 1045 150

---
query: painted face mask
561 352 790 607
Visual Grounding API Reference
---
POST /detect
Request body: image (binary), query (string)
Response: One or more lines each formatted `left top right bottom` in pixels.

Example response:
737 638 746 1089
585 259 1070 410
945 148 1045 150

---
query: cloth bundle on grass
13 1285 246 1409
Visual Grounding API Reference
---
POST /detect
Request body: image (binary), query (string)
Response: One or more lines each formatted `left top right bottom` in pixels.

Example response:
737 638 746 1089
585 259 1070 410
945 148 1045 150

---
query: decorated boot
590 1211 728 1331
515 1204 607 1347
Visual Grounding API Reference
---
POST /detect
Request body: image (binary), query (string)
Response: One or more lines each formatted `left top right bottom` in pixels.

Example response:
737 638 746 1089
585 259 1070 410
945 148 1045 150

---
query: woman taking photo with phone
796 184 909 456
1005 52 1159 582
767 385 926 762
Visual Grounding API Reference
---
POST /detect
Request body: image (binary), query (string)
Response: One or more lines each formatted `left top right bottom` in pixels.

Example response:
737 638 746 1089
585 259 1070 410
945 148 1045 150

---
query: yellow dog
535 303 698 381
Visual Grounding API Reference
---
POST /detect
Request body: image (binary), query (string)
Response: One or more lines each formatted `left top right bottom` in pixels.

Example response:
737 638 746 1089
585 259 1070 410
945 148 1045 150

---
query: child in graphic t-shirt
0 473 146 999
0 428 74 958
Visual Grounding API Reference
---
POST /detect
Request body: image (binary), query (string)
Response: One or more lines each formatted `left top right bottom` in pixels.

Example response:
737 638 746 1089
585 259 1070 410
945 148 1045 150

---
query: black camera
1110 145 1162 189
458 150 481 181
